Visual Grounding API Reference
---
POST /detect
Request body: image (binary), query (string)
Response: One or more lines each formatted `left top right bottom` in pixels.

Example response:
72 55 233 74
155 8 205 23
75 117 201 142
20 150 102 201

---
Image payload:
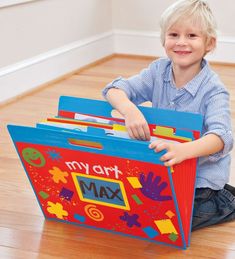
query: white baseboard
0 31 114 103
1 29 234 103
114 30 165 57
0 0 37 8
114 29 235 64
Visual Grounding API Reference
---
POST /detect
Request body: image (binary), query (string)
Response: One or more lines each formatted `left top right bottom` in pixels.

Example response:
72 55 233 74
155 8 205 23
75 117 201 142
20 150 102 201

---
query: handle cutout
68 138 103 150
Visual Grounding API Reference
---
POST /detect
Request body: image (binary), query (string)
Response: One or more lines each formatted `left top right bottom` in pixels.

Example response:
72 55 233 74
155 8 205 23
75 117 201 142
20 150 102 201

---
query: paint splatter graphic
47 201 68 219
47 149 62 161
49 167 68 183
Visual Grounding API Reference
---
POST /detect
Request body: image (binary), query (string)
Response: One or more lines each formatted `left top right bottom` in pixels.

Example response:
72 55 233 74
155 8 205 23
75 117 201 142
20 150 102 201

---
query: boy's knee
192 187 235 230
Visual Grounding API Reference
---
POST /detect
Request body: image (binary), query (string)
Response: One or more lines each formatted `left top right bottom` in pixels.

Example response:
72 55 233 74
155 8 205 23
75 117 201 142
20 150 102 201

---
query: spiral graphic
84 204 104 221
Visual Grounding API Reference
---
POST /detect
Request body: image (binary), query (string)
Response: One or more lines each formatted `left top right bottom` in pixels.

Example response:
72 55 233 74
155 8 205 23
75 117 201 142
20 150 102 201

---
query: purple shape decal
59 187 74 201
120 212 141 228
139 172 172 201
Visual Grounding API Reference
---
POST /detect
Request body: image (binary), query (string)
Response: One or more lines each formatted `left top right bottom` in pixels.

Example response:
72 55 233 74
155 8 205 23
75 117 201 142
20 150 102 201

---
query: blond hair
160 0 217 46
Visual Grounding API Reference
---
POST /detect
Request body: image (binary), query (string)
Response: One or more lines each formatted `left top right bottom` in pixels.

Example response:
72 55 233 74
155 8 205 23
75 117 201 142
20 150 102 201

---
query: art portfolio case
8 96 203 249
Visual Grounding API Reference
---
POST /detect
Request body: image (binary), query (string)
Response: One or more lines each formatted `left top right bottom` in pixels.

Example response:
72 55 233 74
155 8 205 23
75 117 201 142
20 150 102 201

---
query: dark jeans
192 186 235 231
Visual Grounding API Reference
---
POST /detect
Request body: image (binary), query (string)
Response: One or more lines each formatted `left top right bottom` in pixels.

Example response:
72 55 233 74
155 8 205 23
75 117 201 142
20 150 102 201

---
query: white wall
112 0 235 61
0 0 234 103
0 0 112 68
0 0 113 103
112 0 235 37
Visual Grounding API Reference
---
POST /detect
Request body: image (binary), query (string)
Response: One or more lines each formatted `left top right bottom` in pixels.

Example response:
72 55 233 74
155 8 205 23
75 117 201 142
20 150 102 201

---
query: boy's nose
176 37 187 46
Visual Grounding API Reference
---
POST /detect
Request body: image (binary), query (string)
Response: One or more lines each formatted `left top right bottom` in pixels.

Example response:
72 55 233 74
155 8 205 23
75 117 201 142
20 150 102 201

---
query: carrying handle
68 138 103 150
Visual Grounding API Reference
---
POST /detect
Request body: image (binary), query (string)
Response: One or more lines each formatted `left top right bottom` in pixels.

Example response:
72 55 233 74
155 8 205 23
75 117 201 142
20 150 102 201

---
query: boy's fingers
127 128 135 139
128 124 142 140
138 127 147 140
143 124 151 140
131 128 140 139
160 152 173 161
164 158 176 167
149 140 162 148
130 125 149 141
155 142 168 152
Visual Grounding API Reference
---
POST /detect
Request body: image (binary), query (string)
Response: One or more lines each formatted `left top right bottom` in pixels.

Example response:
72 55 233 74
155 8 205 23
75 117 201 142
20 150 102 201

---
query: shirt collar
164 59 210 97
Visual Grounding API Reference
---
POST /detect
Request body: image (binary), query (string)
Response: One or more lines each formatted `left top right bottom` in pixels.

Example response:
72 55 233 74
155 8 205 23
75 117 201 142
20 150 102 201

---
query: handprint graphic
139 172 172 201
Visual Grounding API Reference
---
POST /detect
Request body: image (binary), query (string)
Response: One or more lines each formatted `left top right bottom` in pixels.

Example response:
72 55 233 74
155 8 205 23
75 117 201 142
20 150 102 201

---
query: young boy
102 0 235 230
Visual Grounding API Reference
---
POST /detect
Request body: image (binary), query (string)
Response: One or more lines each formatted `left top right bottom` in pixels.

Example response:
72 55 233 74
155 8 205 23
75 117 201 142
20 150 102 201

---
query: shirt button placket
169 101 175 109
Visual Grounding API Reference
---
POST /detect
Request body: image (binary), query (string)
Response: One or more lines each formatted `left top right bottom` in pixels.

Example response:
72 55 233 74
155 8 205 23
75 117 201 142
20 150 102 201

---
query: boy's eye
168 33 178 37
188 34 197 38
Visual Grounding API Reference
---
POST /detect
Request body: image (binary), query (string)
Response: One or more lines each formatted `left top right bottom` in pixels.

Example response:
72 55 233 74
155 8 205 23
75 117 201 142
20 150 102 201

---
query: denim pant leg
192 187 235 231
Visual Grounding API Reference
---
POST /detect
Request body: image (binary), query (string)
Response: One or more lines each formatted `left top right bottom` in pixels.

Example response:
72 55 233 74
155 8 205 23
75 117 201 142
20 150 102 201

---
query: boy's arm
149 133 224 166
106 88 150 140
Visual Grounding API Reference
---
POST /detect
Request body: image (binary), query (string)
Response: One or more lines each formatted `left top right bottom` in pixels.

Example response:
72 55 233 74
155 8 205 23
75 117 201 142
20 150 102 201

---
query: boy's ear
206 37 216 53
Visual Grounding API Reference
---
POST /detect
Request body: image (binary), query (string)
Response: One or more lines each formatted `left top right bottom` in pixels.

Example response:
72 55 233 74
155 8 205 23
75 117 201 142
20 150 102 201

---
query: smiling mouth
174 51 192 55
31 157 42 165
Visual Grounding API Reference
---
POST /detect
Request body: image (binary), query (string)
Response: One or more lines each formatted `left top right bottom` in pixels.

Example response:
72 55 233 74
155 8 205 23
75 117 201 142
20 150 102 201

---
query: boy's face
164 19 215 70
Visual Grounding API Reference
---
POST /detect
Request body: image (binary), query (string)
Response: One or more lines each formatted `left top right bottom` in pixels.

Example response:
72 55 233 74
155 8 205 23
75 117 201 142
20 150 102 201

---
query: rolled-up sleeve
203 90 233 161
102 61 157 105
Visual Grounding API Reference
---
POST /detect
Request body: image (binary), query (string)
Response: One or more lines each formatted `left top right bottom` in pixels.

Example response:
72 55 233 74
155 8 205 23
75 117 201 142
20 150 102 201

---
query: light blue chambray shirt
102 58 233 190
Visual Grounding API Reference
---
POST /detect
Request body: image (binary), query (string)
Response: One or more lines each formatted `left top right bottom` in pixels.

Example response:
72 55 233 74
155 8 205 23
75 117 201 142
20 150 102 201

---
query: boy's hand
105 88 150 141
124 107 150 141
149 140 188 166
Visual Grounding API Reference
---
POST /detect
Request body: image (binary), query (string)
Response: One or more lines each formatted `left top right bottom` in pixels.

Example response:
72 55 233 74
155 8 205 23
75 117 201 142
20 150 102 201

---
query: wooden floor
0 55 235 258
